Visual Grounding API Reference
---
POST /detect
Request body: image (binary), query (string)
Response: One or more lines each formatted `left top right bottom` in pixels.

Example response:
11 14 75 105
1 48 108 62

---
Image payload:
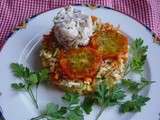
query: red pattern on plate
0 0 160 49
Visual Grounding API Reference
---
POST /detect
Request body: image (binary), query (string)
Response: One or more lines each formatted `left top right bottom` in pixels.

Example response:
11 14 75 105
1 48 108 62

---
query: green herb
11 63 30 78
119 95 150 113
62 93 80 105
37 69 49 82
118 39 150 113
129 38 148 73
122 78 154 94
95 83 125 107
62 93 84 120
31 93 84 120
82 80 125 120
31 103 67 120
11 83 25 90
130 38 148 72
81 96 94 114
66 106 83 120
10 63 49 108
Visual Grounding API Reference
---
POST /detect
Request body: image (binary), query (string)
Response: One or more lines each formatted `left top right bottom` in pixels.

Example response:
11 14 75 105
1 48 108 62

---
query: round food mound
40 24 128 95
90 24 128 60
59 47 102 80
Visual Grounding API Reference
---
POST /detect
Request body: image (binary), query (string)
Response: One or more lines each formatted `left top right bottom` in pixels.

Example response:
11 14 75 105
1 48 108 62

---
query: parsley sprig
122 78 154 94
10 63 49 108
82 80 126 120
31 93 83 120
31 103 67 120
124 38 148 76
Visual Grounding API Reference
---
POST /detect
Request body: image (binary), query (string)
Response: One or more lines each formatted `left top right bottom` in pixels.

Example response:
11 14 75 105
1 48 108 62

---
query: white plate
0 5 160 120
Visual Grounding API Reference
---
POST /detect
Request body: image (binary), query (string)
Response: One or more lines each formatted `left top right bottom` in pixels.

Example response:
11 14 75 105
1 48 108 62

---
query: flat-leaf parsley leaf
119 94 150 113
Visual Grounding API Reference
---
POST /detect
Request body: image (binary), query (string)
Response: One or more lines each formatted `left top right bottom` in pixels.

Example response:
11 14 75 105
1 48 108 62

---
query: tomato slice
89 25 128 60
59 47 102 80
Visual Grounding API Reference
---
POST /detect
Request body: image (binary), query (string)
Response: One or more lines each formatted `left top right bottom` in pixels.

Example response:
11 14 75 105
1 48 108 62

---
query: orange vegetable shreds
91 16 98 23
42 29 58 50
59 47 102 80
89 25 128 60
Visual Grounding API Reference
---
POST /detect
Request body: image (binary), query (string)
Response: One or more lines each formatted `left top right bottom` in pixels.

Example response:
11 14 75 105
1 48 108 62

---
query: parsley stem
95 107 105 120
35 83 39 102
27 88 39 109
123 64 131 78
123 69 130 77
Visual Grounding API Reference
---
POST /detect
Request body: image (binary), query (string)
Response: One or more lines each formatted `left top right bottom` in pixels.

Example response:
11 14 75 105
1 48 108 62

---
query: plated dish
10 6 151 120
0 5 160 120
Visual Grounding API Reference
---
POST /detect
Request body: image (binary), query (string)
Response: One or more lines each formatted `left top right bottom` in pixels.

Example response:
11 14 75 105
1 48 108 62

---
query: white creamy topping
53 6 93 48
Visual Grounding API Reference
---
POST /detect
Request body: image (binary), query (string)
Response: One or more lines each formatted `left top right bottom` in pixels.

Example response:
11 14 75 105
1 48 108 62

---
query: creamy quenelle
53 6 94 48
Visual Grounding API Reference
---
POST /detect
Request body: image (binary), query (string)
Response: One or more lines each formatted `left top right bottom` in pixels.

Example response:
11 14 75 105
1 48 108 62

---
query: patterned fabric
0 0 160 49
